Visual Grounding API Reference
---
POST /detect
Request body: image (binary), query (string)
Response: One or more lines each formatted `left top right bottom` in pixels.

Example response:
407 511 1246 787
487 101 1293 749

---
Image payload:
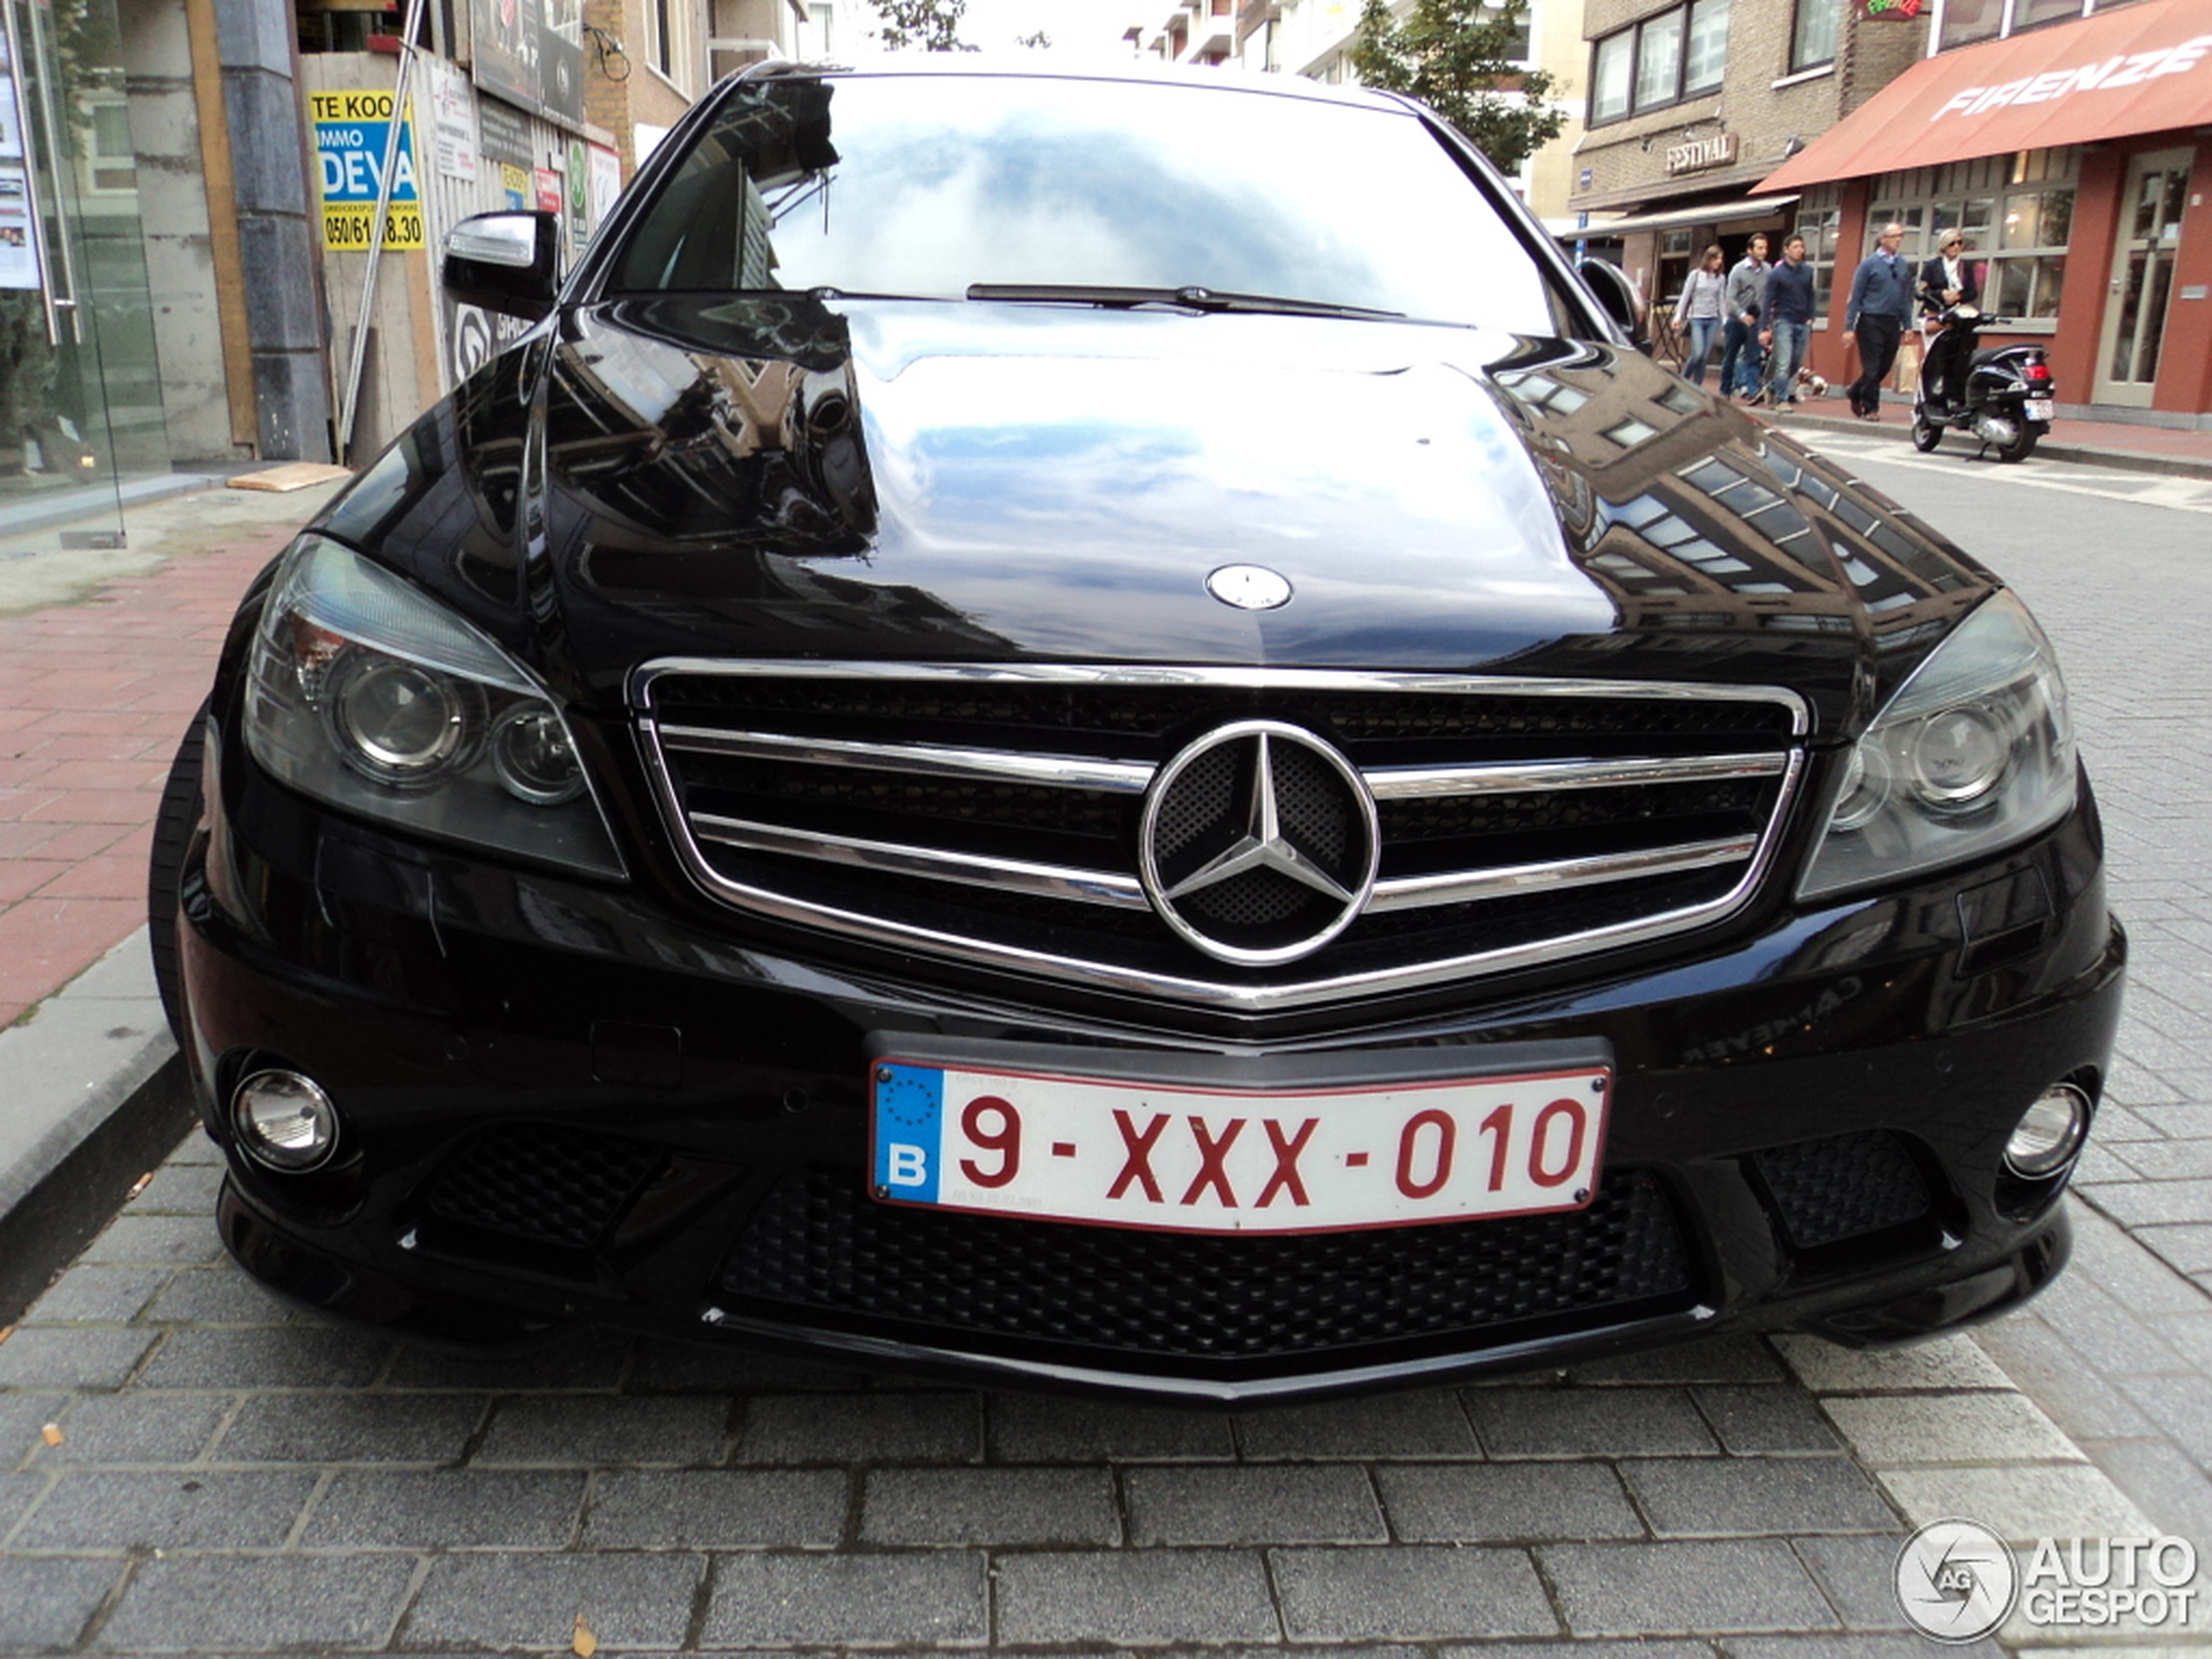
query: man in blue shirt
1842 222 1914 420
1757 234 1815 408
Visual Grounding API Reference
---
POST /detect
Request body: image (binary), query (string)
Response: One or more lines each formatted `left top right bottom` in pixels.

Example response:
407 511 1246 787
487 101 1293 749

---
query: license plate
2026 397 2054 421
869 1056 1610 1235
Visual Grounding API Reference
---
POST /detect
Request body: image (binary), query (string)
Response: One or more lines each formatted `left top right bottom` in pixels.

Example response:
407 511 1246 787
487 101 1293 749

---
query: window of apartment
1790 0 1838 71
1588 0 1729 125
652 0 675 78
1937 0 2142 51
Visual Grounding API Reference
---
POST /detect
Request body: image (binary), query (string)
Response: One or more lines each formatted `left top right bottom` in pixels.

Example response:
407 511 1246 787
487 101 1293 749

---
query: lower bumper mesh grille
421 1126 664 1250
1752 1130 1934 1251
718 1167 1695 1363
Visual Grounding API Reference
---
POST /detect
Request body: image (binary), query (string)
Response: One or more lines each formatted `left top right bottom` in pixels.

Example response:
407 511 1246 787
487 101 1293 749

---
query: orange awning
1760 0 2212 192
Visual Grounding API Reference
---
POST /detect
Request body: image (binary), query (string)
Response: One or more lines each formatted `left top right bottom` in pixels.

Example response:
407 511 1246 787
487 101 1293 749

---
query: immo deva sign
312 91 422 252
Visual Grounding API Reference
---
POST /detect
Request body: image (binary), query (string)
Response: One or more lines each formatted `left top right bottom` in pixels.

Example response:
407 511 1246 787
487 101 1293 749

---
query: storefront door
2094 148 2193 409
0 0 165 548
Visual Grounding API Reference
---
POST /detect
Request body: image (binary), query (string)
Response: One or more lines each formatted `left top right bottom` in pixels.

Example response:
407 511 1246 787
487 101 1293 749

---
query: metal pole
335 0 428 462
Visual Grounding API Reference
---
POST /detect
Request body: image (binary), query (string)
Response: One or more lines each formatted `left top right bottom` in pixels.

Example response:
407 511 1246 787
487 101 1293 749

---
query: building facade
1763 0 2212 422
1 0 823 550
1568 0 1924 328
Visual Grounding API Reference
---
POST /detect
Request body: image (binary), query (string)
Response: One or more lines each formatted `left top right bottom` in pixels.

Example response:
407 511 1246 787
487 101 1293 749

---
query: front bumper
175 705 2125 1402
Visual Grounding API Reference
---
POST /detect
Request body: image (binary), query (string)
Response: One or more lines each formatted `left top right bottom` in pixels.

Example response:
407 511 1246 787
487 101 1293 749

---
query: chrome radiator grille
634 664 1807 1011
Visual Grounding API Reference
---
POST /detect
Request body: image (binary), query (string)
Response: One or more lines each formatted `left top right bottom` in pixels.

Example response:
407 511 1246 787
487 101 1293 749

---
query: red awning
1760 0 2212 192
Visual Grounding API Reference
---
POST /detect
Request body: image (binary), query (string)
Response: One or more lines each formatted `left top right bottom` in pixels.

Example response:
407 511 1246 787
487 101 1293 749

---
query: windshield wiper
965 283 1405 320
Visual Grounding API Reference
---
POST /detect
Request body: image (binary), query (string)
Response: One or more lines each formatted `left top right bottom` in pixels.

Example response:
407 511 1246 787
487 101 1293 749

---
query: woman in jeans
1673 245 1728 387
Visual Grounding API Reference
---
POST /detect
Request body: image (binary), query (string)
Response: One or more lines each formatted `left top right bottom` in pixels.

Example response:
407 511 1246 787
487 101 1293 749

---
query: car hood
323 295 1995 736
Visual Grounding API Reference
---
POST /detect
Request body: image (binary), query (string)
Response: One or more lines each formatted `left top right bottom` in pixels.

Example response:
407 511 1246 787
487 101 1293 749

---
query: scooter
1910 305 2055 463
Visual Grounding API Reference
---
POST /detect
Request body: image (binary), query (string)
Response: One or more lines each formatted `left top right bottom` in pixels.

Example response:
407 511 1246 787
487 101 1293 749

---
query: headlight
1799 590 2074 901
244 535 625 879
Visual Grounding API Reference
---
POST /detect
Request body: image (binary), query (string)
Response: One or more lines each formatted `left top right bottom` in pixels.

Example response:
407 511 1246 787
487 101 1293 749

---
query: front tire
1996 425 2040 463
1912 415 1942 454
148 704 207 1042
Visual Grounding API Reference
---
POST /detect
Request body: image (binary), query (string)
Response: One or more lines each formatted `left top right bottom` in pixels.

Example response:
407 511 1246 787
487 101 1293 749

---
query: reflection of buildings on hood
546 302 878 551
1490 342 1979 650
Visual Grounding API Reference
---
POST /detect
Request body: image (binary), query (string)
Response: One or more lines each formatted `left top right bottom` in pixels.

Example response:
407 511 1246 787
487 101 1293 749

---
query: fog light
2004 1082 2089 1178
233 1070 339 1172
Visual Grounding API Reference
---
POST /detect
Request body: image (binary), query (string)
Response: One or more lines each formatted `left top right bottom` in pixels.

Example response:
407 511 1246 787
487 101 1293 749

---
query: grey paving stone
700 1552 988 1647
92 1554 417 1653
405 1552 704 1650
1440 1645 1714 1659
1791 1533 1916 1631
1779 1333 2013 1393
1973 1318 2163 1443
39 1393 229 1467
13 1469 318 1549
585 1468 847 1548
133 1326 391 1390
1692 1385 1844 1454
0 1554 125 1651
861 1466 1116 1547
473 1393 731 1466
0 1470 48 1541
1233 1389 1480 1460
124 1163 226 1215
17 1265 168 1326
625 1337 870 1393
2113 1372 2212 1465
2077 1177 2212 1229
1823 1391 2084 1467
213 1392 485 1465
138 1267 296 1325
2077 1435 2212 1539
0 1393 65 1470
74 1214 226 1268
1374 1460 1643 1542
987 1393 1235 1462
1621 1457 1899 1537
1125 1464 1386 1545
0 1327 155 1390
1563 1336 1784 1386
1541 1538 1840 1635
302 1467 589 1548
992 1551 1275 1646
382 1333 631 1392
1464 1386 1718 1458
738 1392 981 1464
1270 1545 1556 1641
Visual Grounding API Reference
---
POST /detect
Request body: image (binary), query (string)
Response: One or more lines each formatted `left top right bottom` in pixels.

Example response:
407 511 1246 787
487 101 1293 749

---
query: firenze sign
1932 31 2212 120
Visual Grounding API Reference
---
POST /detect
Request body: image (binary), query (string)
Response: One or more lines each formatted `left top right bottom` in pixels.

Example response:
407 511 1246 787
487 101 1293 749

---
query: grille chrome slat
1366 835 1760 914
660 725 1158 793
691 813 1153 909
635 662 1809 1010
1367 752 1789 800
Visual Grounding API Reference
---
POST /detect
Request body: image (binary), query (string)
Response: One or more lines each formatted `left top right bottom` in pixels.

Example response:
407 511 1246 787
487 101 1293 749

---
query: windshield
605 72 1562 333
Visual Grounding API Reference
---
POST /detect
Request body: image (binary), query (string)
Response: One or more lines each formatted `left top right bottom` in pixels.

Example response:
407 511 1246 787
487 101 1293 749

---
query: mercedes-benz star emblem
1138 721 1379 966
1204 564 1293 610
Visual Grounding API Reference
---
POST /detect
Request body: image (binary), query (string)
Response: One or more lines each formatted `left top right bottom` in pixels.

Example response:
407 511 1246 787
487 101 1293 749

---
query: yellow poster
321 204 426 253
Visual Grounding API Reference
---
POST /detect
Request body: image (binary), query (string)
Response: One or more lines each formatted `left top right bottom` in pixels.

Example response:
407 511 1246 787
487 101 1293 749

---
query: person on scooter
1917 231 1980 418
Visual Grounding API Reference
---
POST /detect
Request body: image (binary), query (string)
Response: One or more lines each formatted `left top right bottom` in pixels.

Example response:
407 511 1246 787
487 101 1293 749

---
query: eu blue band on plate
874 1063 943 1204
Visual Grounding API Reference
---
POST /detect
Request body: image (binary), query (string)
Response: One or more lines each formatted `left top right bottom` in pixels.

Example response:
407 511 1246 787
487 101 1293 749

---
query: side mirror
1576 259 1651 354
443 212 562 322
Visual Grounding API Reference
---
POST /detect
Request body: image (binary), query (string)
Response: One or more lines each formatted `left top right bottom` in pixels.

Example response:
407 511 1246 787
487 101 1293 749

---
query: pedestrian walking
1719 234 1770 400
1757 233 1815 408
1842 220 1914 420
1673 245 1728 388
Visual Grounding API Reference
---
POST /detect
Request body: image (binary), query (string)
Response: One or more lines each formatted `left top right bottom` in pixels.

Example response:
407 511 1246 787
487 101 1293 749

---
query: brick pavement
5 1131 2172 1654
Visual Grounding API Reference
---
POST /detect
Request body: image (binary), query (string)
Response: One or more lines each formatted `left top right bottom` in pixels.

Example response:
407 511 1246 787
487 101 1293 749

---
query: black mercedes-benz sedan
152 62 2124 1401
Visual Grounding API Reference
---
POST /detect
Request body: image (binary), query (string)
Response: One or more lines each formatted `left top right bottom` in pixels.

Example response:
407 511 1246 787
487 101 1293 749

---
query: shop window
1992 188 2073 320
1938 0 2141 46
1938 0 2002 48
1868 152 2078 326
1793 193 1841 320
1588 0 1728 125
1790 0 1838 71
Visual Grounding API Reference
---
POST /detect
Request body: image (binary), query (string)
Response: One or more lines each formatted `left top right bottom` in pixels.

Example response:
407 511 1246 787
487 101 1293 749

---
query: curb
1780 408 2212 481
0 931 199 1325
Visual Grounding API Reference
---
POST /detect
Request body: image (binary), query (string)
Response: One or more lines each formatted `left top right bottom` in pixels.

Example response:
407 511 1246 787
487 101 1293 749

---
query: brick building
1568 0 1923 329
